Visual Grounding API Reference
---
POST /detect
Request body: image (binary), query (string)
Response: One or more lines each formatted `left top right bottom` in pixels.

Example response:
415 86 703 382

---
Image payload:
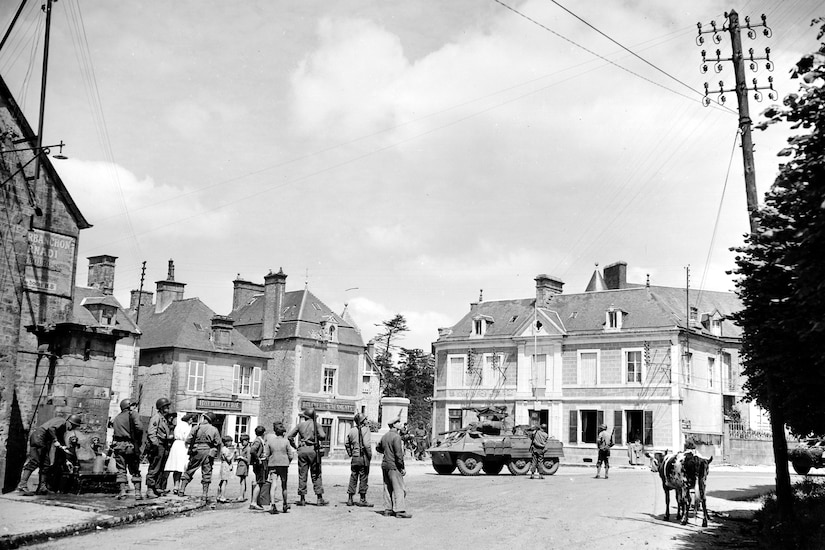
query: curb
0 499 206 550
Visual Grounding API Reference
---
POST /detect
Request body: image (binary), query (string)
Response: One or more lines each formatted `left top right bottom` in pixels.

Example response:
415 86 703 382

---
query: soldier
528 423 549 480
595 423 614 479
179 412 222 502
413 422 427 460
376 415 411 518
145 397 174 497
287 407 327 506
16 414 82 494
111 398 144 499
345 413 373 507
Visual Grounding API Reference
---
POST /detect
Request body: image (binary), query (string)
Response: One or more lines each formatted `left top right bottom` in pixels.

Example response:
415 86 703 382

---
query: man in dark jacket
16 414 82 494
111 398 144 499
376 415 411 518
145 397 174 497
179 412 222 502
528 423 549 479
287 407 327 507
345 413 373 507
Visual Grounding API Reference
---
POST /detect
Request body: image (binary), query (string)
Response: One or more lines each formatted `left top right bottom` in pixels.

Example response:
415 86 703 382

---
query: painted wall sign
196 398 242 412
24 228 76 297
299 398 356 413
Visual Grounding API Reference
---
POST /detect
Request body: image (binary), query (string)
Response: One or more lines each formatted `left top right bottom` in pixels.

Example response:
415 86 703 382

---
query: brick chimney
233 276 264 311
155 259 186 313
603 261 628 290
535 274 564 307
87 255 117 295
130 289 153 312
262 268 287 344
211 315 234 348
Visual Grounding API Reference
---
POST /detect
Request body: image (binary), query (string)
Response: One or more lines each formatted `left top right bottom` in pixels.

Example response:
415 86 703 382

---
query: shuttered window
644 410 653 446
569 410 577 443
614 410 623 445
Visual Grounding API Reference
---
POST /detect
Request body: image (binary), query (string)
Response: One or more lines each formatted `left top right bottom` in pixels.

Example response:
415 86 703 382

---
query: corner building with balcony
229 269 369 457
432 261 747 463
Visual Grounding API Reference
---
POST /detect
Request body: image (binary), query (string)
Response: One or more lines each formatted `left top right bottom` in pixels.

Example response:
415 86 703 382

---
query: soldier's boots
395 511 412 519
16 470 33 493
317 495 328 506
134 480 144 500
178 479 189 497
346 494 355 507
358 496 374 508
202 483 210 502
297 495 306 506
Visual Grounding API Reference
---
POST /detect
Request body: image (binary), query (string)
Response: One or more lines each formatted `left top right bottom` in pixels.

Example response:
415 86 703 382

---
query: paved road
31 463 774 550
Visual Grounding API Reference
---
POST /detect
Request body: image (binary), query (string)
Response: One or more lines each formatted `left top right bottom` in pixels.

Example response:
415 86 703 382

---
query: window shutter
597 410 604 429
224 415 236 440
613 410 623 445
569 410 577 443
644 410 654 446
232 364 240 394
252 367 261 397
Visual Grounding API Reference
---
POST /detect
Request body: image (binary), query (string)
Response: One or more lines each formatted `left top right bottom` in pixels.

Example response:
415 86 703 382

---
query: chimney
155 259 186 313
603 261 628 290
87 255 117 295
262 268 287 344
233 275 264 311
535 274 564 307
211 315 234 348
130 289 153 312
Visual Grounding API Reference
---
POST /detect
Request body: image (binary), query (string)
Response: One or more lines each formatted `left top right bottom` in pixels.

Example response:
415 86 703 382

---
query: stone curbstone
0 500 206 550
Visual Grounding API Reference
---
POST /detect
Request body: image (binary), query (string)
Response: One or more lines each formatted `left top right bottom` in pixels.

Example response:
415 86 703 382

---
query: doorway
528 409 548 429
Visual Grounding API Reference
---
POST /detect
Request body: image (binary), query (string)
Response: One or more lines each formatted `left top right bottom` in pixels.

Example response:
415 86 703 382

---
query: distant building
0 74 134 491
230 269 368 456
134 261 269 440
432 261 748 461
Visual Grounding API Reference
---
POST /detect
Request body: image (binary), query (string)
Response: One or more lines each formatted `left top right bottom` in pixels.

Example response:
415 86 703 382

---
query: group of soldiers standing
16 399 414 519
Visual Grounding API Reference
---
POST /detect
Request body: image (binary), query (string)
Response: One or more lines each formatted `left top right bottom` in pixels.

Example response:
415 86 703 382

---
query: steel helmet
353 413 364 425
155 397 171 410
302 407 316 419
119 398 134 411
66 414 82 428
204 412 217 424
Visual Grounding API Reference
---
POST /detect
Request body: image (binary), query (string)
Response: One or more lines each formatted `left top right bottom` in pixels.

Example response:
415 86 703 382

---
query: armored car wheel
433 463 457 475
537 457 560 476
482 460 504 475
456 454 484 476
507 457 531 476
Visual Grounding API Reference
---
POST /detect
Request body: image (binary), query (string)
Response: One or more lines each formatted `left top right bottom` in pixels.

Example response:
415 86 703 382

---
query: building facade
230 269 369 456
134 261 269 441
432 261 747 462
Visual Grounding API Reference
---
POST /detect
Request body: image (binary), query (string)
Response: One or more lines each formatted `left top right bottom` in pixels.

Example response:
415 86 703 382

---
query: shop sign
24 229 76 297
196 398 242 412
300 398 355 413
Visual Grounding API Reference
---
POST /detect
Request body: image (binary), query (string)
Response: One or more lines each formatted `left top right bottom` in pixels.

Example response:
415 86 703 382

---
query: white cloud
346 296 452 351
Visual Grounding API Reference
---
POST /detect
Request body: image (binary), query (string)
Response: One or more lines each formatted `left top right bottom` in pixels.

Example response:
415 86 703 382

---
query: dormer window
710 318 722 336
320 316 338 343
471 315 493 337
606 306 622 331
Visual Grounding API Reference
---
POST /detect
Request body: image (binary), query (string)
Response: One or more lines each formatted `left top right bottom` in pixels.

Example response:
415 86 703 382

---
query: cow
647 449 713 527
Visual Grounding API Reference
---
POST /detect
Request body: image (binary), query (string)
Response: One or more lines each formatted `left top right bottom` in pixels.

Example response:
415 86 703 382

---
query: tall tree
372 314 409 395
383 348 434 428
732 18 825 521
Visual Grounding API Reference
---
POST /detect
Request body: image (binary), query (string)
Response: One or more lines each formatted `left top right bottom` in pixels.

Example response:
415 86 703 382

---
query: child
235 433 251 501
217 435 236 503
264 422 296 514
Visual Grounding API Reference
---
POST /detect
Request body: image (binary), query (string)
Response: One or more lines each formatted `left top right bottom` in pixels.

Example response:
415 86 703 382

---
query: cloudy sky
1 0 820 350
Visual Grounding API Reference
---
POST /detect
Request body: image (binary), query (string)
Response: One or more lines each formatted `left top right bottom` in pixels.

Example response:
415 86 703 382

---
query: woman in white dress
165 413 195 495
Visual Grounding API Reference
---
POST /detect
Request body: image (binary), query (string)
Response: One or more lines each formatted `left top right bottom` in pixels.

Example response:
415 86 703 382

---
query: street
29 462 773 550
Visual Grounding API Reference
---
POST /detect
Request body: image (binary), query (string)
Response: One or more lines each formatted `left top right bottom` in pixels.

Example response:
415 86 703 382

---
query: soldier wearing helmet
595 423 614 479
344 412 373 508
179 411 223 502
528 423 549 480
287 407 328 506
16 414 82 494
145 397 175 497
111 396 144 499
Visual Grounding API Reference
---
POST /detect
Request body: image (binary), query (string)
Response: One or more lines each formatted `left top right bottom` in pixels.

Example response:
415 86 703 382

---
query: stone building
230 269 369 456
432 261 746 462
133 261 268 440
0 74 134 491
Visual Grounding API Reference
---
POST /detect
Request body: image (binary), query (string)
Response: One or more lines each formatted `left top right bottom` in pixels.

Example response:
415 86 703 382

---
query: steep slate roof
230 288 364 348
0 75 90 229
71 286 140 334
139 298 268 358
438 286 742 342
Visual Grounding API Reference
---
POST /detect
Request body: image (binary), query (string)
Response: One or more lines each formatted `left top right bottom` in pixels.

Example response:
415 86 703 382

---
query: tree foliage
384 348 434 428
733 18 825 438
372 314 409 389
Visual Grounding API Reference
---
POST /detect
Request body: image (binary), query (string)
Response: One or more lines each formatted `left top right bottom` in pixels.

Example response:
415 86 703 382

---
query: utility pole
697 10 775 233
134 261 147 325
34 0 56 183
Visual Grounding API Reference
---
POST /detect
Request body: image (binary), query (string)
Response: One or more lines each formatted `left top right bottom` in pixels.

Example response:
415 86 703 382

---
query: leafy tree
732 18 825 521
372 314 409 395
385 348 434 428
